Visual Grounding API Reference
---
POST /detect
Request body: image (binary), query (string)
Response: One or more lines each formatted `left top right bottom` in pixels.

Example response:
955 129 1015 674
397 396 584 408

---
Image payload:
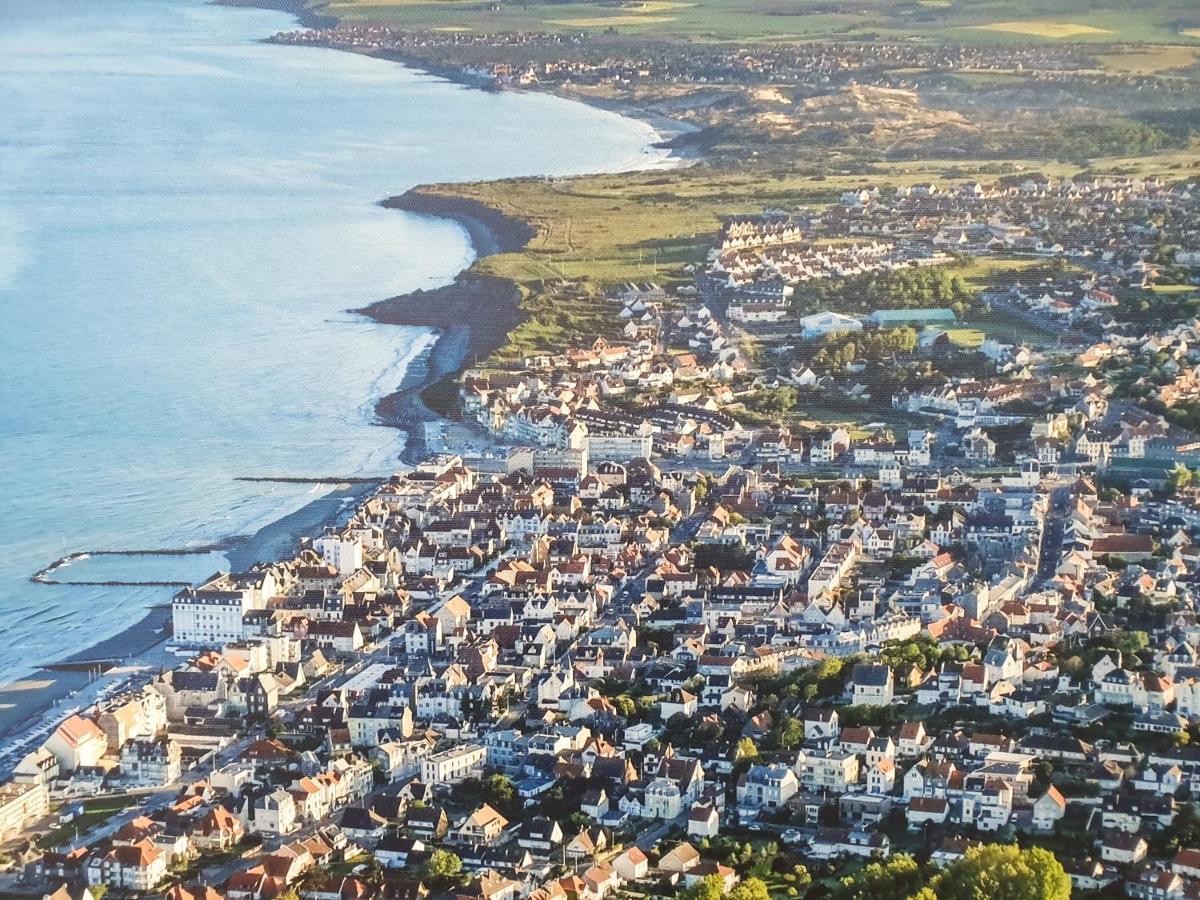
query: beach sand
0 5 681 753
0 481 376 747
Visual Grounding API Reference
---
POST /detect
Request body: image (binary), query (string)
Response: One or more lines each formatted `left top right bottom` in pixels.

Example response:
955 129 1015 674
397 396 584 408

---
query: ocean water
0 0 670 681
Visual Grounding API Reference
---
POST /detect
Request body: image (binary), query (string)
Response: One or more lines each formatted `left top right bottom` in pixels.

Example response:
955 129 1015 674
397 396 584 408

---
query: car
782 829 803 845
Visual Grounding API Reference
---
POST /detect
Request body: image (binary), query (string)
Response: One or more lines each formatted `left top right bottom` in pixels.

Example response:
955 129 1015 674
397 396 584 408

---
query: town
3 166 1200 899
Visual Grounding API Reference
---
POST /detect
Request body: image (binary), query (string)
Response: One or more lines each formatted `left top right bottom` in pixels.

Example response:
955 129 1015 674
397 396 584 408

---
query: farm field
314 0 1200 46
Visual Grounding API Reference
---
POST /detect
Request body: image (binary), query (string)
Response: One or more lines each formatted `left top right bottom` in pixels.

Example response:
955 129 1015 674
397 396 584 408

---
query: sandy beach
0 0 675 754
0 481 376 750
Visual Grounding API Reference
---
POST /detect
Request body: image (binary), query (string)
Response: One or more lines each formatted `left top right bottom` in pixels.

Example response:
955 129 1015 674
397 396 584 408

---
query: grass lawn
1096 45 1200 73
953 255 1071 284
960 311 1059 347
945 327 984 348
39 795 139 848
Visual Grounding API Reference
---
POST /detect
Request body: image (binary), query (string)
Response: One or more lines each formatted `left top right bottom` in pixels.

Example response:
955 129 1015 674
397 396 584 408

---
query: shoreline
0 0 691 748
267 37 707 163
0 482 375 747
355 192 536 463
252 5 703 467
212 0 336 29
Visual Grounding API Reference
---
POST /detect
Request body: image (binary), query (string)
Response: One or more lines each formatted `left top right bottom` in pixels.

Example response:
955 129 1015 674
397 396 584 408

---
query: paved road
1035 483 1073 585
633 813 685 851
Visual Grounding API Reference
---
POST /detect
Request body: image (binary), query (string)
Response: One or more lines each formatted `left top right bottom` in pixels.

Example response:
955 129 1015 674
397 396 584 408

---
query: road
633 813 686 851
1035 482 1073 585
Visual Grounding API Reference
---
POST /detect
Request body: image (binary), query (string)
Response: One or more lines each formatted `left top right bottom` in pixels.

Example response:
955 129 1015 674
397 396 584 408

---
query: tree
776 716 804 751
833 853 925 900
793 865 812 889
934 845 1069 900
612 695 637 718
423 848 463 884
683 874 726 900
729 878 772 900
735 737 759 762
1167 463 1194 495
753 386 798 420
484 773 515 808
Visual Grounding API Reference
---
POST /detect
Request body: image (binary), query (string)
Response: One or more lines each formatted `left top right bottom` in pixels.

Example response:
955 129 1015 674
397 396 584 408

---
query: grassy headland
275 0 1200 379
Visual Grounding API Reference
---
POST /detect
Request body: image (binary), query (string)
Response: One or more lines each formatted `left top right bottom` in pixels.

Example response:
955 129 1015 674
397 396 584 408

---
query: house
1173 847 1200 880
456 804 509 845
0 781 49 842
659 690 698 721
375 835 426 869
406 805 450 840
119 739 181 787
795 748 860 793
896 722 931 758
191 807 245 851
804 709 839 741
422 744 486 785
1030 786 1066 833
240 788 298 836
658 842 701 874
582 861 622 900
613 846 649 882
850 664 894 706
338 806 389 843
737 764 799 811
688 803 720 838
86 843 168 892
907 797 949 828
43 716 107 773
518 817 564 854
1101 832 1149 865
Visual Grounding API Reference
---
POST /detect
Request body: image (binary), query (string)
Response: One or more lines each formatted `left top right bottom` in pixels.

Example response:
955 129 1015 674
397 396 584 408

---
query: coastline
0 482 375 748
266 37 707 162
254 8 704 464
0 0 688 749
212 0 336 29
355 192 536 463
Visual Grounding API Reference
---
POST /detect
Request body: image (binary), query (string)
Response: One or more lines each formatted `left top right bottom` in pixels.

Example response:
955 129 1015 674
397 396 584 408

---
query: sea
0 0 670 683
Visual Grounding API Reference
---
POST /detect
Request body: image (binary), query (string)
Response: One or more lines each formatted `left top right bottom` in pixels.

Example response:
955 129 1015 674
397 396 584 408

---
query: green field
404 147 1192 362
38 795 139 848
960 311 1059 347
313 0 1200 45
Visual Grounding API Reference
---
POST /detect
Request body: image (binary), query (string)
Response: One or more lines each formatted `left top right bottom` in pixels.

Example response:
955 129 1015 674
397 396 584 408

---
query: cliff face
358 272 526 360
359 188 537 361
381 189 537 257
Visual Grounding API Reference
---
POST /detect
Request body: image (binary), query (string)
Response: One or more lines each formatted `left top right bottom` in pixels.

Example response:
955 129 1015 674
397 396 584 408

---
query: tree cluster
794 268 976 317
811 327 918 371
833 846 1069 900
